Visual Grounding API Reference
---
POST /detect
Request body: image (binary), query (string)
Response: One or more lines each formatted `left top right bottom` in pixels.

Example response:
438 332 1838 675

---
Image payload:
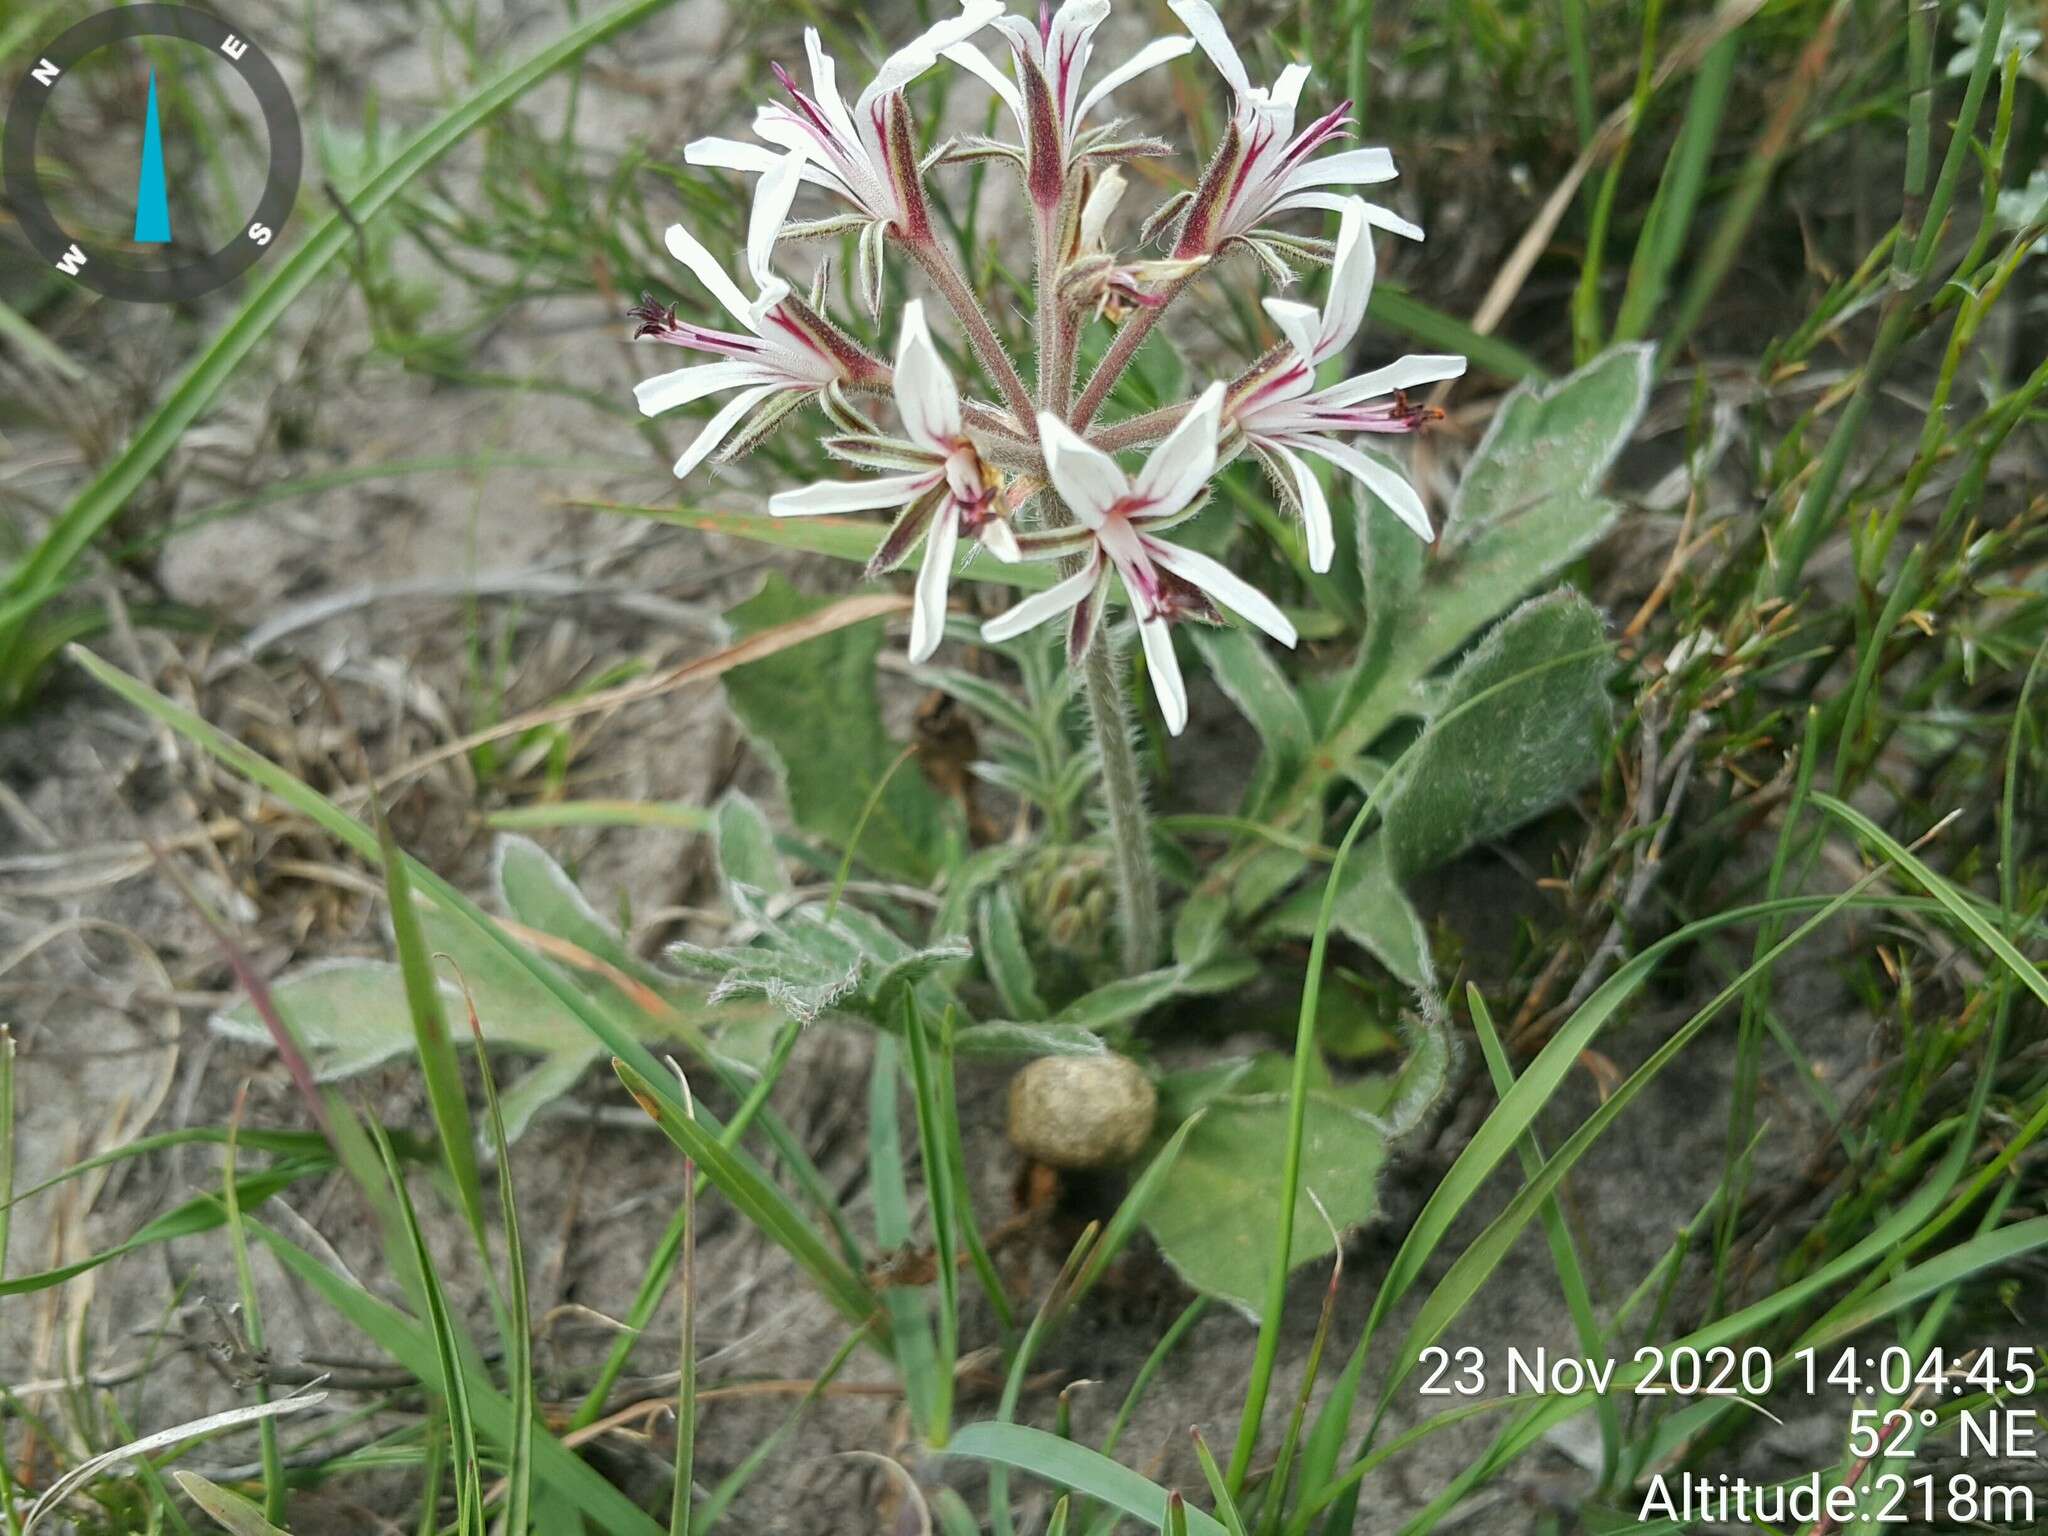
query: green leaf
1447 344 1654 544
174 1472 294 1535
1143 1054 1393 1318
494 833 649 981
721 574 953 882
1050 968 1191 1032
978 886 1049 1022
1189 627 1312 792
953 1021 1108 1057
713 790 788 897
944 1424 1229 1536
1381 590 1613 881
1263 837 1430 990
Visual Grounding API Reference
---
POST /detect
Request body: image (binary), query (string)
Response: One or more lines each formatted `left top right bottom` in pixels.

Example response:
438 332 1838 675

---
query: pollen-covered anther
1147 568 1225 626
627 294 681 339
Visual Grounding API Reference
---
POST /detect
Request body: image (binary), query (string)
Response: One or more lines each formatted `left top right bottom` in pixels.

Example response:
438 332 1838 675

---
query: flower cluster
629 0 1462 733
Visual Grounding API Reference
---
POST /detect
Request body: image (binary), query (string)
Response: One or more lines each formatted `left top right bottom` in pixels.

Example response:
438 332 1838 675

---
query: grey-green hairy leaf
714 790 787 897
721 574 955 882
1382 589 1614 881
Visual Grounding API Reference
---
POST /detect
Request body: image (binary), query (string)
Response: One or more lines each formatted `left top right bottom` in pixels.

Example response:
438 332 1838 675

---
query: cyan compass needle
133 66 171 244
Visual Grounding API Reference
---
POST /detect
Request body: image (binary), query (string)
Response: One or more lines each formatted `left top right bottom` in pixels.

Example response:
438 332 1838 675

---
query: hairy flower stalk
627 0 1462 975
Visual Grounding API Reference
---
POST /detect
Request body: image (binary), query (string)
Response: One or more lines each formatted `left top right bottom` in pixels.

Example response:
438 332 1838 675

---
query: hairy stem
1088 401 1193 452
902 236 1037 432
1070 272 1197 429
1083 640 1160 973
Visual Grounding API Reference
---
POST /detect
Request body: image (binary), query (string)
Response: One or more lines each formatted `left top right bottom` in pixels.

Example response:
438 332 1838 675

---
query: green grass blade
613 1056 879 1333
375 800 489 1257
0 0 687 680
372 1125 484 1534
0 1027 13 1282
245 1214 666 1536
221 1105 286 1527
1813 794 2048 1008
1613 31 1736 341
945 1424 1230 1536
868 1038 944 1442
457 980 532 1536
1464 986 1617 1489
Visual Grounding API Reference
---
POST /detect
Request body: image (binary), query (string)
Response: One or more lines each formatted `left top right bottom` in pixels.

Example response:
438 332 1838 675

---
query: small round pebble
1007 1053 1157 1169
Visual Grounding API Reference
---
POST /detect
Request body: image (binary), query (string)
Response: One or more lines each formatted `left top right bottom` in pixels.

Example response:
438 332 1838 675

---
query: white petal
979 518 1021 563
1167 0 1248 96
1311 437 1433 539
1133 382 1223 514
805 29 863 151
1317 353 1467 407
1037 412 1129 527
981 561 1101 643
862 0 1004 110
1263 438 1334 572
745 149 808 291
1316 198 1376 360
1286 146 1398 189
1136 614 1188 735
1080 167 1128 250
893 300 963 450
684 136 784 175
769 470 937 516
634 359 766 416
672 384 782 480
944 41 1026 130
664 224 757 330
1073 34 1196 129
1147 540 1298 646
1261 297 1323 368
1267 189 1425 241
1268 62 1309 112
909 508 961 662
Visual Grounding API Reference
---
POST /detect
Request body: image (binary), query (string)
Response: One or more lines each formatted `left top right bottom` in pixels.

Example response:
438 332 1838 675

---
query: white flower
1948 4 2040 76
1225 197 1464 569
1994 168 2048 255
945 0 1194 202
686 3 1002 240
1161 0 1420 266
631 151 886 478
770 300 1014 663
982 384 1296 735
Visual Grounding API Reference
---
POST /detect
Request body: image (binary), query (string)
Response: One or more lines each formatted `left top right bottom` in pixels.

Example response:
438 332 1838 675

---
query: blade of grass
371 1124 484 1535
452 969 532 1536
1812 795 2048 1008
614 1056 878 1333
901 1000 961 1444
375 800 488 1256
946 1424 1229 1536
868 1037 944 1442
1465 986 1617 1490
245 1214 667 1536
664 1066 698 1536
568 1013 805 1430
1613 29 1736 341
221 1091 286 1527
